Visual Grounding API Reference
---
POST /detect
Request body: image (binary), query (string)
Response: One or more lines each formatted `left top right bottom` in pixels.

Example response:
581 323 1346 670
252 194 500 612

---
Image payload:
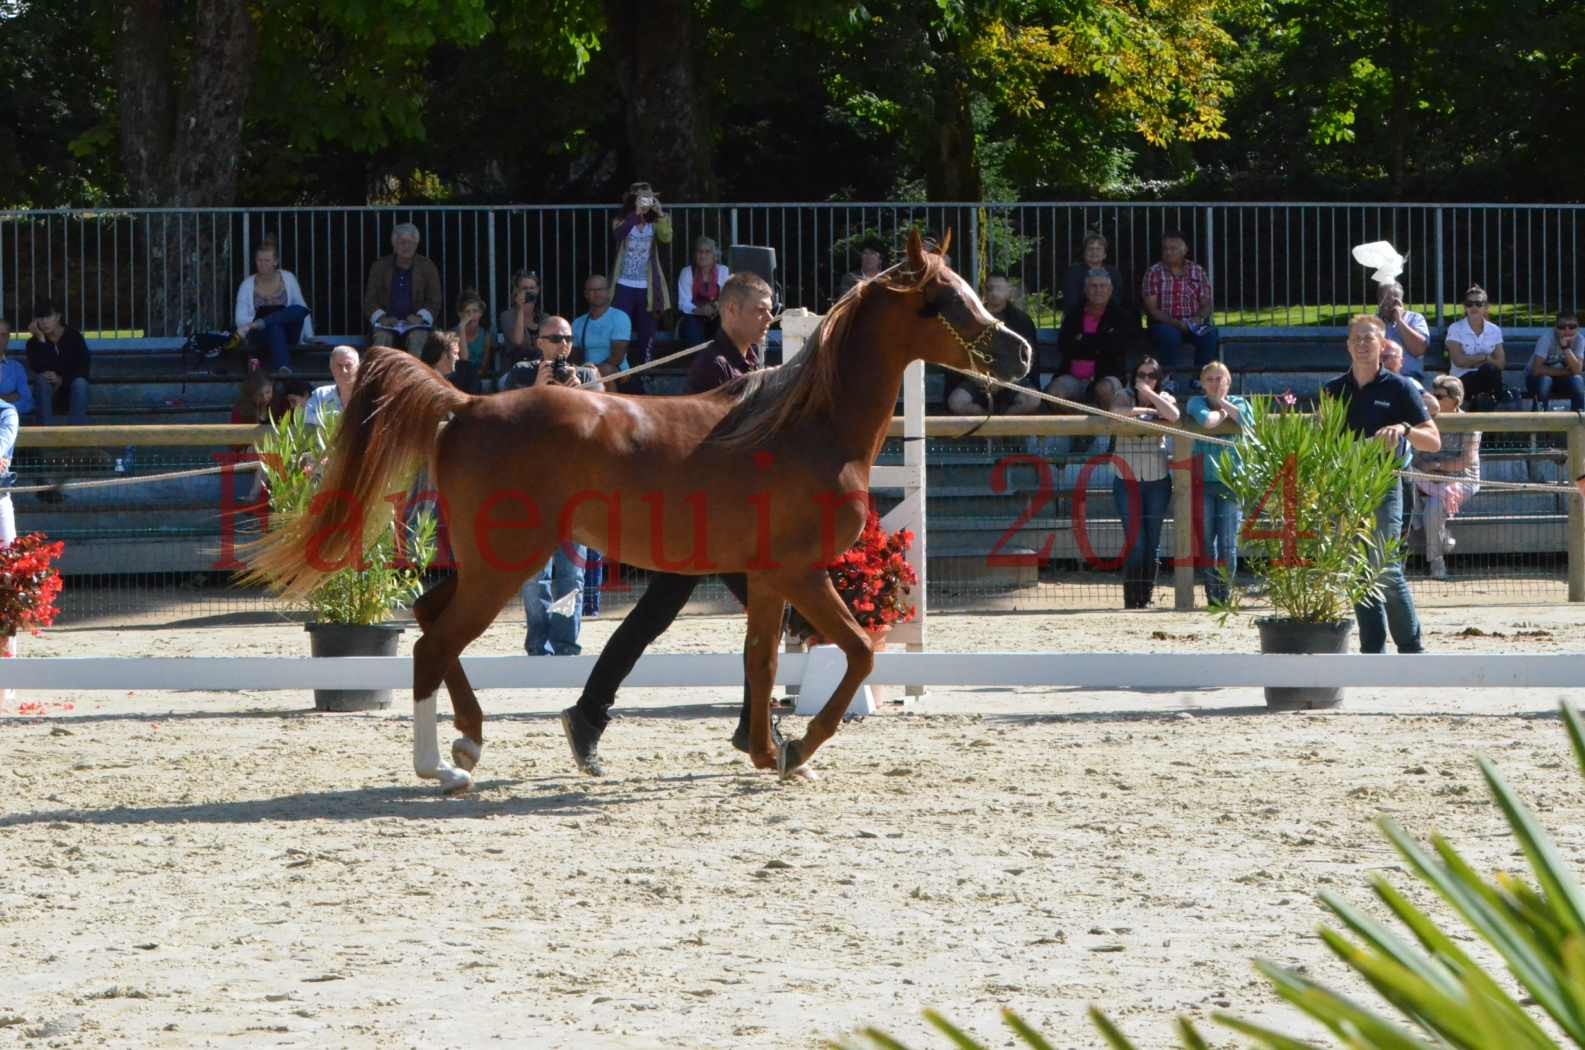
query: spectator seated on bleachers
572 274 634 390
1141 230 1218 382
1048 268 1129 412
230 367 276 425
1376 280 1430 379
1381 338 1439 418
1061 231 1126 316
273 377 314 423
1525 310 1584 411
0 319 35 418
304 345 360 427
454 290 492 379
25 298 90 425
677 236 730 348
420 331 481 394
1412 374 1481 580
234 235 314 375
496 268 543 378
839 238 885 297
1445 285 1505 409
364 222 441 356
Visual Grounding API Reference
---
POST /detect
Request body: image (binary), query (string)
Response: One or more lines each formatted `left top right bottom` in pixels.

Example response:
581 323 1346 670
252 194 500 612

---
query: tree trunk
924 72 983 202
114 0 256 335
602 0 718 202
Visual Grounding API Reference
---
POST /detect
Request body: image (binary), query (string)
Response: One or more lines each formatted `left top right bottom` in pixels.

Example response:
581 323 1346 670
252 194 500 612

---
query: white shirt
676 263 731 316
304 384 343 427
617 224 654 288
234 271 315 339
1445 317 1504 378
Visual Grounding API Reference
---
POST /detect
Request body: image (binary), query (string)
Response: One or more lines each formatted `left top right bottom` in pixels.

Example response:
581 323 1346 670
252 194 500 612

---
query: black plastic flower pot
1255 617 1353 711
304 622 404 712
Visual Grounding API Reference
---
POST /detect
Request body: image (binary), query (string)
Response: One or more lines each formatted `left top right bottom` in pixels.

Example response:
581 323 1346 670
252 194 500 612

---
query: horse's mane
710 250 948 449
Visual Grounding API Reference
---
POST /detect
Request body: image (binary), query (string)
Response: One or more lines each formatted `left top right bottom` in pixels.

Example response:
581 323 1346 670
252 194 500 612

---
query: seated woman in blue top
0 398 17 544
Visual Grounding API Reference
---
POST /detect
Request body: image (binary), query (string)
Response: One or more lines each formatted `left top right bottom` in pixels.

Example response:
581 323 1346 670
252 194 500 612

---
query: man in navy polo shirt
1323 314 1441 654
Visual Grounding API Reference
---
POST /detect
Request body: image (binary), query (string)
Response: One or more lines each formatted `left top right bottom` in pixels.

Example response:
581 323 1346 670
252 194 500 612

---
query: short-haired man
304 346 360 427
363 223 443 356
1323 315 1441 654
559 272 782 776
1049 269 1130 411
1526 310 1585 411
501 316 599 657
571 274 633 386
25 300 90 425
0 320 35 417
1377 281 1429 378
946 274 1042 415
1141 230 1218 377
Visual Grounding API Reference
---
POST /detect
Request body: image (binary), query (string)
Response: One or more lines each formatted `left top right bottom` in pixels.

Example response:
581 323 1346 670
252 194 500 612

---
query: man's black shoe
730 715 786 755
560 706 605 776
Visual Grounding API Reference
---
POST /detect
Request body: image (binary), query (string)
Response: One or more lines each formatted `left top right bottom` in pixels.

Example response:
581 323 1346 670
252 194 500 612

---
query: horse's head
894 229 1031 386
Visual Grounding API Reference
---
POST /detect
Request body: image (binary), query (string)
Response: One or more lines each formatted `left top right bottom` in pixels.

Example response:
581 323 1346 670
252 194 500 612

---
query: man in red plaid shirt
1141 230 1219 383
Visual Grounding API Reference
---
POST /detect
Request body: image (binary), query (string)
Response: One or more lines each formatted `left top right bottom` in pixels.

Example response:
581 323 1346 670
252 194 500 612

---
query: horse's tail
247 346 472 600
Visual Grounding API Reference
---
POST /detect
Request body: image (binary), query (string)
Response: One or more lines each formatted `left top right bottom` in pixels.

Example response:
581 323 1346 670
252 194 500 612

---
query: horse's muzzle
989 326 1032 383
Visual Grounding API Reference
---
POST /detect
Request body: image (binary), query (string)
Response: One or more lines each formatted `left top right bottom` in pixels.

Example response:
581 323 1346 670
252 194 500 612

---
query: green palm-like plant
832 701 1585 1050
1212 393 1403 625
249 406 435 625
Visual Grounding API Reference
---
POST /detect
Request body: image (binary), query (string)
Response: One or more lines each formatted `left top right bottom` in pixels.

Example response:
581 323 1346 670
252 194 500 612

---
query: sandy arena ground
3 603 1585 1049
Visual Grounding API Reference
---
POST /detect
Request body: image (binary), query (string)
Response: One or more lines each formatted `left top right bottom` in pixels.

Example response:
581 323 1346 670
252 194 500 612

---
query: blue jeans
678 313 718 348
33 375 89 424
1201 479 1242 604
1148 322 1220 375
522 543 587 655
1354 481 1423 654
246 305 310 371
1526 372 1585 411
1111 475 1172 590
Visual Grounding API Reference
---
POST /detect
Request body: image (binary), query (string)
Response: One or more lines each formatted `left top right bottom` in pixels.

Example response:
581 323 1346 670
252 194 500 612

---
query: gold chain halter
937 313 1002 373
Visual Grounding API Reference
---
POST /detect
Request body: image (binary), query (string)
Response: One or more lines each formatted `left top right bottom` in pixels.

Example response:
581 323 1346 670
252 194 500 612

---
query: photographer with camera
498 316 600 657
497 268 543 377
608 180 674 390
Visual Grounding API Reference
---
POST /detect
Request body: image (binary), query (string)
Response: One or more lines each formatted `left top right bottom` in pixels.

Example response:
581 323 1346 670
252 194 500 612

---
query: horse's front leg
776 571 875 780
743 585 788 773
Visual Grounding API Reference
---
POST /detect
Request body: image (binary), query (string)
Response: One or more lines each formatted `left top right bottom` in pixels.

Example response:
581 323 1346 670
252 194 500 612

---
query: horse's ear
937 229 953 257
905 228 926 271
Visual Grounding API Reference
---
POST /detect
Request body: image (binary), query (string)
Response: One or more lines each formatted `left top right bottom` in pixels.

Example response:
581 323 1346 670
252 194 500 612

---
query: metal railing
14 412 1583 625
3 203 1582 341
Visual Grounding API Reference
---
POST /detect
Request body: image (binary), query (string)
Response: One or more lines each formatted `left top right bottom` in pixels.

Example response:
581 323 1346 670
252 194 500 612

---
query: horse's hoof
417 762 474 795
777 739 817 783
451 737 482 772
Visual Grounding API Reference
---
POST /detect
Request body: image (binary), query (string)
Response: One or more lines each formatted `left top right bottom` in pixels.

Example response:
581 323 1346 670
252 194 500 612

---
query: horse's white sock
413 695 471 793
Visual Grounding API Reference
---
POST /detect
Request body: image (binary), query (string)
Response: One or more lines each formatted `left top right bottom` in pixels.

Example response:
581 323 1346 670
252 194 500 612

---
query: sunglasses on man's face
540 333 573 344
1465 302 1487 309
1558 323 1579 331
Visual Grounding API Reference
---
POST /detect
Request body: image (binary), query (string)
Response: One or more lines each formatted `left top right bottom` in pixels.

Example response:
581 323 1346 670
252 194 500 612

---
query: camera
551 356 573 384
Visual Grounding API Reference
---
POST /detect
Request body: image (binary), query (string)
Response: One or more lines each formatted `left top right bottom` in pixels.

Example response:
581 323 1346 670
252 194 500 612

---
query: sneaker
1429 557 1448 580
559 706 605 776
730 716 787 755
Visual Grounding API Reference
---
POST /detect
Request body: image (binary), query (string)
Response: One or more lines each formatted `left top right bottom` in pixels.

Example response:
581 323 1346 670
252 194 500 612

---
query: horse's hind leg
413 575 486 771
412 568 524 794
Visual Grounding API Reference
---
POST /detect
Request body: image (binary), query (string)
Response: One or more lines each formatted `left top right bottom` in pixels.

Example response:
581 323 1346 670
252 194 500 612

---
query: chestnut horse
250 231 1029 792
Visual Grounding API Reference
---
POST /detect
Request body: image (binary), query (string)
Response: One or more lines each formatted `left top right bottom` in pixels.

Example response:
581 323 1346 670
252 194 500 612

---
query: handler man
1323 314 1441 655
559 272 781 776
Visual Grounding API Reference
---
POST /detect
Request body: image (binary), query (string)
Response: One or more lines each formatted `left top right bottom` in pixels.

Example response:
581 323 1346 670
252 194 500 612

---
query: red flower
0 533 66 636
788 510 918 636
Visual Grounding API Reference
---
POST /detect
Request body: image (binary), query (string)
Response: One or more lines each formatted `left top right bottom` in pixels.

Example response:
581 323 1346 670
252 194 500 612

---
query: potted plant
0 532 65 708
786 510 918 716
1209 393 1402 710
251 408 435 712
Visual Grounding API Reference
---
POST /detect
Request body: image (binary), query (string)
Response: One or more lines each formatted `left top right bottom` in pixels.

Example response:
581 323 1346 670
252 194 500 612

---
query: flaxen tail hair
245 347 471 600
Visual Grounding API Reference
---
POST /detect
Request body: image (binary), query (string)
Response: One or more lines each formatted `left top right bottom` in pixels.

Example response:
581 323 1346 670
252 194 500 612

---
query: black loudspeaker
729 245 776 284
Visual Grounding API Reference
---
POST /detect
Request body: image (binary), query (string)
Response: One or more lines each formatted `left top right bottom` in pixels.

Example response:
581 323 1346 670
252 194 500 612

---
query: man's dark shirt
1322 366 1430 437
687 329 760 393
